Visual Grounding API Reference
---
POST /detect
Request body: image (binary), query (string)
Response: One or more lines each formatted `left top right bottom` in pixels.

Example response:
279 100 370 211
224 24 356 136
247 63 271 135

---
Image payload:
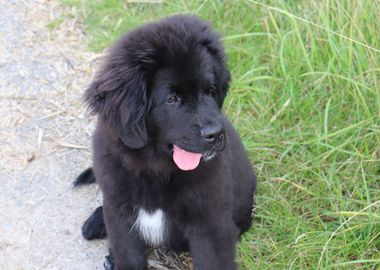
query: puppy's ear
119 73 148 149
84 64 149 149
84 66 126 115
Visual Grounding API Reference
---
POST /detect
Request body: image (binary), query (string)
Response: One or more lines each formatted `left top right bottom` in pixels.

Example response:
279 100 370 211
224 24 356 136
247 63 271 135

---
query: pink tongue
172 145 202 171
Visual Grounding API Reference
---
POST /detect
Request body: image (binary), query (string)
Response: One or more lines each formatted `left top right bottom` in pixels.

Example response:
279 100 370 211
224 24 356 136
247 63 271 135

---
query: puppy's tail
73 167 96 186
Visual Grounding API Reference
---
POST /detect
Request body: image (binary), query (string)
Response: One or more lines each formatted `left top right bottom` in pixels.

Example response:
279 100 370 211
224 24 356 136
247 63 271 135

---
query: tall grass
62 1 380 269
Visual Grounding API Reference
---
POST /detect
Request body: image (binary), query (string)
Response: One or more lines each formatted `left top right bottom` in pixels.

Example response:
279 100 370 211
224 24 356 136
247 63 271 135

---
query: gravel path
0 1 106 269
0 1 192 270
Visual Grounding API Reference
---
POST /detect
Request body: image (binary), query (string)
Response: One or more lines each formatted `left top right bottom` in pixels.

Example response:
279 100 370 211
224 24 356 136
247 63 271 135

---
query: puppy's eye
208 86 217 96
166 95 179 104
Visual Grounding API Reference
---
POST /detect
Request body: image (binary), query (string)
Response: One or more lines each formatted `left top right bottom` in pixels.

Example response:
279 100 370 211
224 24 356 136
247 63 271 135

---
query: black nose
201 123 225 144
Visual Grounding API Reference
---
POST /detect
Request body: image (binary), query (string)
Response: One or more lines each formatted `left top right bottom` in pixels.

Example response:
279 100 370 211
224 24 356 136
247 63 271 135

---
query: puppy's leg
82 206 107 240
186 222 239 270
103 202 147 270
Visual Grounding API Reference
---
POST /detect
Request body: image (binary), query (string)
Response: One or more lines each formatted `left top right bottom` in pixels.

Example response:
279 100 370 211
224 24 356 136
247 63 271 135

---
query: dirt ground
0 1 190 269
0 0 106 269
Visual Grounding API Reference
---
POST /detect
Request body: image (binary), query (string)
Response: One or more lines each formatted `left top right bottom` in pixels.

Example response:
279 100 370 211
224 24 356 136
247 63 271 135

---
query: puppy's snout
201 123 225 144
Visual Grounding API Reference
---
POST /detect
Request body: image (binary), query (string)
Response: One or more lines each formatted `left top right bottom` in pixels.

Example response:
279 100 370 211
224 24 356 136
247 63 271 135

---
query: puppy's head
85 15 230 169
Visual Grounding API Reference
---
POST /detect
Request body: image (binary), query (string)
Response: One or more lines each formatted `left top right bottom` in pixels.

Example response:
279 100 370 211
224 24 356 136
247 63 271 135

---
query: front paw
103 254 114 270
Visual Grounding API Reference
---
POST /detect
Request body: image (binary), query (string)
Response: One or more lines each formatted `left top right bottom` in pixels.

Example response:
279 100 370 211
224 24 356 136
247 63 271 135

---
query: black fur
104 254 115 270
81 206 106 240
80 15 256 270
73 167 95 186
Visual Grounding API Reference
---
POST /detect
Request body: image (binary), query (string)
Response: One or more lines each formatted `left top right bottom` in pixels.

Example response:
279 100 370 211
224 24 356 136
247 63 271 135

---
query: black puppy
78 15 256 270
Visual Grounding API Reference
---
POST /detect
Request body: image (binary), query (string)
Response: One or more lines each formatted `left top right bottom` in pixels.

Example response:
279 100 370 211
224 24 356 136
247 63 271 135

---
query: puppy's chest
132 176 179 246
134 208 167 246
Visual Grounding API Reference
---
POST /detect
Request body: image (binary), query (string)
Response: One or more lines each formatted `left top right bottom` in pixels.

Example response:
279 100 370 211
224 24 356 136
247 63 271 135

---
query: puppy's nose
201 124 225 144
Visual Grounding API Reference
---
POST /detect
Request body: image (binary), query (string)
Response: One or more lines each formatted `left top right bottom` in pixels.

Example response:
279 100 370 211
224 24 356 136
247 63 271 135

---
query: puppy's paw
82 206 106 240
103 254 114 270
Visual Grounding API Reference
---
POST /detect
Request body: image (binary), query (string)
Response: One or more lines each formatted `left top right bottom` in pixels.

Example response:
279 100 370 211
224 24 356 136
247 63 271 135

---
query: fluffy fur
80 15 256 270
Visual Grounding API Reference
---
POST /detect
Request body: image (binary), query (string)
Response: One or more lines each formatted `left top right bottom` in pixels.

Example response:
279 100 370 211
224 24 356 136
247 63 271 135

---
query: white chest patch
135 209 166 246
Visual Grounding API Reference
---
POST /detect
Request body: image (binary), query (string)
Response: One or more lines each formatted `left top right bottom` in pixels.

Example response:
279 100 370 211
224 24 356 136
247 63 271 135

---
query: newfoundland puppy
76 14 256 270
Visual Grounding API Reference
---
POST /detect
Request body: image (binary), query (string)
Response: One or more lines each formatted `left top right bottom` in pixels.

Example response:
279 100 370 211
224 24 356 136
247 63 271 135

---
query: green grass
62 1 380 269
47 16 65 30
